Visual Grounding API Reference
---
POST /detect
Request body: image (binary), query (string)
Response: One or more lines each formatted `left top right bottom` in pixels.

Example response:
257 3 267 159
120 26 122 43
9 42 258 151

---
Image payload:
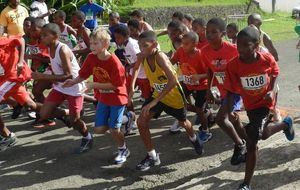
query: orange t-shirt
172 47 208 91
197 40 209 50
224 52 279 111
201 41 238 98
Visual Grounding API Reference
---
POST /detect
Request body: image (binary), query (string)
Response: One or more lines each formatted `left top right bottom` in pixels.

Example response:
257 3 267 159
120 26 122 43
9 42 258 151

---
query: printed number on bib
241 74 267 90
153 83 167 93
183 75 199 85
215 72 225 84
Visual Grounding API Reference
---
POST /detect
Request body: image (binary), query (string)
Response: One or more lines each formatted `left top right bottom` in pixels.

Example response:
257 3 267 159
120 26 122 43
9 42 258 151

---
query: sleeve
0 9 8 27
78 55 93 79
224 59 240 93
94 4 104 13
110 56 126 87
171 48 180 63
30 3 39 18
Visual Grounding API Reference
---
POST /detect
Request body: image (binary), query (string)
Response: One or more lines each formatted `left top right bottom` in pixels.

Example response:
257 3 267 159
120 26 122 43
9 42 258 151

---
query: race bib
26 45 41 55
0 64 4 76
86 9 93 20
240 74 267 90
153 83 167 93
215 72 225 84
183 75 199 85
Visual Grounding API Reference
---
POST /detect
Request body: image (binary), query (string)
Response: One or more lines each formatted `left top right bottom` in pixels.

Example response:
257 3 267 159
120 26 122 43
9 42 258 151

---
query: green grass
131 0 248 8
156 12 298 52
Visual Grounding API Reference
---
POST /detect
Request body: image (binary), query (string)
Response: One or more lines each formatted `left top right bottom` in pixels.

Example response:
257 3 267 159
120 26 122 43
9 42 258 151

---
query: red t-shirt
224 52 279 111
26 42 49 71
0 37 31 83
172 47 208 90
79 53 128 105
197 40 209 50
201 41 238 98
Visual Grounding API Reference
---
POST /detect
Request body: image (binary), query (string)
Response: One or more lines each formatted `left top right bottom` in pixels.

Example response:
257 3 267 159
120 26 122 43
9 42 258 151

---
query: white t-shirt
123 37 147 79
30 1 49 23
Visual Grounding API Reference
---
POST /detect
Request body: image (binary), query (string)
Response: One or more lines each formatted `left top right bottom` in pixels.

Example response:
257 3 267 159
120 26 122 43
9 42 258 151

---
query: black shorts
181 83 207 109
143 97 187 122
245 107 270 141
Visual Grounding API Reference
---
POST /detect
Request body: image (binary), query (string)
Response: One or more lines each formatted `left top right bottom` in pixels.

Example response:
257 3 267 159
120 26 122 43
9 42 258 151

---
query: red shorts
126 75 151 99
45 89 83 114
0 81 30 105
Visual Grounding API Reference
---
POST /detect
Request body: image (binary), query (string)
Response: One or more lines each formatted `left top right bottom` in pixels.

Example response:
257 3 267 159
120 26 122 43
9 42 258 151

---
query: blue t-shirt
109 23 127 42
80 3 104 29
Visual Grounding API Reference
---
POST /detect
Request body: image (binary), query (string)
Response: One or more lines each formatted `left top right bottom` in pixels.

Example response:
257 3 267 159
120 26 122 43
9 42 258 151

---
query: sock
83 132 92 140
148 149 157 159
122 115 129 125
189 134 197 142
118 143 126 150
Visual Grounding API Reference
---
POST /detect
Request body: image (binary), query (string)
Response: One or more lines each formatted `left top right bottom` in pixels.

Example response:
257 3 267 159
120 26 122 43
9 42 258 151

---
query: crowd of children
0 1 296 189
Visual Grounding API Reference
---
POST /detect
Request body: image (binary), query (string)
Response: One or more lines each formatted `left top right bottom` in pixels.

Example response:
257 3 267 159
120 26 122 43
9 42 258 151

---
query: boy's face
90 38 108 55
192 24 206 38
9 0 20 8
114 33 127 46
226 28 237 39
182 37 196 53
53 15 63 25
206 24 225 45
167 27 181 43
183 19 192 29
138 39 157 56
128 26 139 38
109 17 119 26
71 16 83 29
31 25 42 39
41 28 57 46
237 36 258 60
23 20 31 36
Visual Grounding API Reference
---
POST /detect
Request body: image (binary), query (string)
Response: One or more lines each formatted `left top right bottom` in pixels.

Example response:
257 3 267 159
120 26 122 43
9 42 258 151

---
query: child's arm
85 81 116 91
263 34 279 61
25 54 50 63
128 55 142 106
142 52 177 115
73 29 91 55
206 68 215 102
264 76 277 102
67 25 77 37
16 38 25 76
157 29 168 37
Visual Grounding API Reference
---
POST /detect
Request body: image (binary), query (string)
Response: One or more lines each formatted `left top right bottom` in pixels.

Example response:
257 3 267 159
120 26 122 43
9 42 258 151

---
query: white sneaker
114 148 130 164
27 111 36 119
169 120 182 133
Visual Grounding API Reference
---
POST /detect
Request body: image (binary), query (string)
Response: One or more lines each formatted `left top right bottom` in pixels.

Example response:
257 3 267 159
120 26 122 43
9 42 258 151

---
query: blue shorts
222 94 242 112
95 101 125 129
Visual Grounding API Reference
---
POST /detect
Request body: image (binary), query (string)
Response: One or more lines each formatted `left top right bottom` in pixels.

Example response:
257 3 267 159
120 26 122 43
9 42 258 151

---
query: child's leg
244 139 258 185
194 90 209 131
261 120 289 140
108 105 126 147
94 102 110 134
0 115 10 137
137 112 156 151
32 80 52 103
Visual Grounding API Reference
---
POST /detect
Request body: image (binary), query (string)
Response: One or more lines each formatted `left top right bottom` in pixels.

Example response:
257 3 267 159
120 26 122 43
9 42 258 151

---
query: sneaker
11 104 23 119
191 137 204 155
27 111 37 119
283 116 295 141
114 148 130 164
231 140 247 165
169 120 182 134
0 104 10 111
237 183 251 190
75 136 93 154
0 133 17 152
198 130 212 143
136 153 161 171
123 111 136 135
32 119 56 128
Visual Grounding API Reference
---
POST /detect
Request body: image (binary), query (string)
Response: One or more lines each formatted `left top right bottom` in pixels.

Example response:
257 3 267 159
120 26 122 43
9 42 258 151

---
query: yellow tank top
143 53 185 109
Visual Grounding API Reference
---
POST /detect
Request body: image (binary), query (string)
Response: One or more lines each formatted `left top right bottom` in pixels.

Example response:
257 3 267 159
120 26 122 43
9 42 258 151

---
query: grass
156 12 298 52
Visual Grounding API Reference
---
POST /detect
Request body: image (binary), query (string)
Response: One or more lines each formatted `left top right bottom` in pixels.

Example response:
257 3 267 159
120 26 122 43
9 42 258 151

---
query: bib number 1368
241 74 267 90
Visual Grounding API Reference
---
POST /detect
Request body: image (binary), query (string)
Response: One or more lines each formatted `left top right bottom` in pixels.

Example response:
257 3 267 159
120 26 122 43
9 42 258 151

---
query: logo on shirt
93 67 111 83
8 11 25 23
213 58 227 68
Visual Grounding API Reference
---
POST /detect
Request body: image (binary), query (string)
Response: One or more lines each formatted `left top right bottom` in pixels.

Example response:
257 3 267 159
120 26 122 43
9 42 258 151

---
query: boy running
202 18 246 165
133 31 203 171
224 26 294 190
192 18 209 50
63 28 130 164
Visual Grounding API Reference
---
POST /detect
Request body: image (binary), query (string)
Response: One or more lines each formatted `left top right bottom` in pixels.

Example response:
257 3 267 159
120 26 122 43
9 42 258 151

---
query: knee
246 140 258 152
137 117 146 129
179 120 191 129
94 127 108 134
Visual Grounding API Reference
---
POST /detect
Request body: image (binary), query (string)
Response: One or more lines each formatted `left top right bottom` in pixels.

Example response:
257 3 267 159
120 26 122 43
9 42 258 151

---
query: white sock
84 132 92 140
148 149 157 159
122 115 129 124
118 143 126 150
189 134 197 142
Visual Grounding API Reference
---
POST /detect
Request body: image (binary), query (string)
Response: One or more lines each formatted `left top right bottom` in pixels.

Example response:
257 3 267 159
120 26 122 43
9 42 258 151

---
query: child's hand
49 8 56 15
190 75 200 84
141 99 158 117
264 91 274 102
63 79 75 88
127 88 134 107
16 62 23 76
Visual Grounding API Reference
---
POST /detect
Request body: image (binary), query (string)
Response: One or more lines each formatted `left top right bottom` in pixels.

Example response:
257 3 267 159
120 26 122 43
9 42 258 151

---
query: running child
134 31 203 171
226 22 239 44
202 18 246 165
224 26 294 190
183 14 194 31
108 12 126 43
129 10 153 33
63 28 130 164
127 19 140 40
171 31 211 142
52 10 77 49
192 18 209 50
32 23 92 153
